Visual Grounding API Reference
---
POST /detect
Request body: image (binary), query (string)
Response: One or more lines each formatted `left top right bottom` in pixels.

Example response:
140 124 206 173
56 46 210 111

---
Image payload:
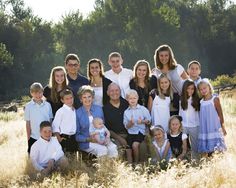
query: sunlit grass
0 93 235 187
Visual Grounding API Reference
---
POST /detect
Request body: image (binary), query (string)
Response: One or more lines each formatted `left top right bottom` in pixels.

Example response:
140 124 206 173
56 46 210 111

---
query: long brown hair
157 73 173 100
87 58 104 80
154 44 177 70
133 60 151 93
49 66 68 103
181 79 200 111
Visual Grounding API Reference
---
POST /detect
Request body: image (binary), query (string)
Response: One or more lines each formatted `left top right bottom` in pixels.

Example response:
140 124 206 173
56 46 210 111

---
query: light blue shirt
24 99 53 139
123 104 151 135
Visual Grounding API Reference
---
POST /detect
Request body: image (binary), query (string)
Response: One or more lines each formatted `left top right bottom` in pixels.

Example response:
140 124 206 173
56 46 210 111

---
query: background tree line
0 0 236 100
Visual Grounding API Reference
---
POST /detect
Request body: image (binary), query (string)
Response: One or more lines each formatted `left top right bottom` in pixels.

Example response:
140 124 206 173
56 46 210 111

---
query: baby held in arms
90 117 111 145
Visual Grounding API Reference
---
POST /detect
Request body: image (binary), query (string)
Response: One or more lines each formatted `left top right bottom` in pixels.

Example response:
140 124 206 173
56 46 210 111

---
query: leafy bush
211 74 236 88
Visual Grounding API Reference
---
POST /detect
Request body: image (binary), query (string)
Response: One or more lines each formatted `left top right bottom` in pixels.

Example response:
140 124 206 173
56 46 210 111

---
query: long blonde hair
157 73 173 100
49 66 68 103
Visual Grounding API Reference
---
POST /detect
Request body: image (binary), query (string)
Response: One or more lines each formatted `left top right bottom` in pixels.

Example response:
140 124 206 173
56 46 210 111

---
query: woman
44 66 70 116
75 85 118 157
129 60 152 107
151 44 189 114
87 58 112 106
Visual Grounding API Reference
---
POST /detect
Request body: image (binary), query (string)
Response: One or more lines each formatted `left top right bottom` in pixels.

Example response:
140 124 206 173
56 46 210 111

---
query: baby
90 118 110 145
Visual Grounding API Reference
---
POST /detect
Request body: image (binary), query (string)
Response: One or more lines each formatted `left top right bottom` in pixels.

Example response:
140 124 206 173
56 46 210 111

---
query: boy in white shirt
30 121 68 175
52 89 78 152
105 52 133 98
187 60 202 86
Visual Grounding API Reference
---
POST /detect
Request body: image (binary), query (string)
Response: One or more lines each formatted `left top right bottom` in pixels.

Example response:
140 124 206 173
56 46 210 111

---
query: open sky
24 0 96 22
24 0 236 23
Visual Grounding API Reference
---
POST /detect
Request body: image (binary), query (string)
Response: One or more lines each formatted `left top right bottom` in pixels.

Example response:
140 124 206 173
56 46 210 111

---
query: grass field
0 91 236 188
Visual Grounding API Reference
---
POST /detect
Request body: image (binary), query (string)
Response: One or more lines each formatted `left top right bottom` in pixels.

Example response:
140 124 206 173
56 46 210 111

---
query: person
103 83 130 159
197 78 227 157
24 82 53 153
44 66 70 116
187 60 202 87
179 79 200 160
151 44 189 114
52 89 78 153
148 73 173 132
123 89 151 164
90 118 111 145
167 115 187 160
87 58 112 106
30 121 68 176
129 60 152 107
105 52 133 98
76 85 118 157
65 54 89 108
151 125 172 164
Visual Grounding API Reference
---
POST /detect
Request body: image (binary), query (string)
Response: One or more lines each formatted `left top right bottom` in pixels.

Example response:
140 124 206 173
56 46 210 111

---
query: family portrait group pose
24 44 227 175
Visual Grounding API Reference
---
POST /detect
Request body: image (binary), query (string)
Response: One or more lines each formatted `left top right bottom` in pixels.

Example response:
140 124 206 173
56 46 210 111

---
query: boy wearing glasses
65 53 89 108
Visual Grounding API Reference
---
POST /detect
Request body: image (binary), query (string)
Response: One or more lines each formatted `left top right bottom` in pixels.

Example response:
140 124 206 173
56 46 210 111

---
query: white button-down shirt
24 100 53 139
52 104 76 135
179 97 200 127
105 67 133 98
30 137 64 171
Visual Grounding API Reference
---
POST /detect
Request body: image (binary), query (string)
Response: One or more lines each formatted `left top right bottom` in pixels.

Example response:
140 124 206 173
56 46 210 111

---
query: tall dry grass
0 93 236 188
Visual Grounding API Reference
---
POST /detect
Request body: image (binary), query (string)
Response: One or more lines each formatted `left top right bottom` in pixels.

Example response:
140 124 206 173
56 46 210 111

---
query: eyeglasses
67 63 79 67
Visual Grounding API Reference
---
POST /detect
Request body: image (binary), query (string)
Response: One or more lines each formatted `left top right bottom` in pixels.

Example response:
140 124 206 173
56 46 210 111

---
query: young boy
30 121 68 175
104 52 133 98
187 60 202 86
24 82 53 153
52 89 78 152
123 89 151 164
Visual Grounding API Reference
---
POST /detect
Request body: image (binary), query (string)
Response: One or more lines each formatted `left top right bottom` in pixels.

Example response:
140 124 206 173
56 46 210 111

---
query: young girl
197 78 227 156
148 73 173 132
151 125 172 163
129 60 152 107
179 79 200 160
151 44 189 114
44 66 69 116
167 115 187 160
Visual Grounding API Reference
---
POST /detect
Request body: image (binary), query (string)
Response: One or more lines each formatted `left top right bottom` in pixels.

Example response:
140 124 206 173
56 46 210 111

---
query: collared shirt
179 97 200 127
52 104 76 135
24 99 53 140
30 137 64 171
67 73 89 108
123 104 151 135
105 67 133 98
76 104 104 150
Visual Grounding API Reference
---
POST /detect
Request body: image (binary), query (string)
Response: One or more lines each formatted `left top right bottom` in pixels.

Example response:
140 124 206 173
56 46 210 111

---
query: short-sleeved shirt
105 67 133 98
103 97 129 134
24 100 53 140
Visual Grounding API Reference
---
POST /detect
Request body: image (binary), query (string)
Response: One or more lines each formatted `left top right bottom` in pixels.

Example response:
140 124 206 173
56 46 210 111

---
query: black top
150 75 158 90
167 132 183 157
129 78 151 107
103 97 129 134
89 76 112 106
67 73 89 109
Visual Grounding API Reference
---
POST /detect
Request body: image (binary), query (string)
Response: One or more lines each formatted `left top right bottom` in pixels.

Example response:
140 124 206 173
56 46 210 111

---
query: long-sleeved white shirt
30 137 64 171
52 104 76 135
179 97 200 128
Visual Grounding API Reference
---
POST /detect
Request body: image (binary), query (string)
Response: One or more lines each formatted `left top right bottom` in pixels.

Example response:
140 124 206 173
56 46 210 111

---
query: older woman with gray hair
75 85 118 157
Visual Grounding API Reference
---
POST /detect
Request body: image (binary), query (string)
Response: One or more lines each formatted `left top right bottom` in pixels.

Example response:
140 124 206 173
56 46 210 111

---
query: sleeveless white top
92 86 103 107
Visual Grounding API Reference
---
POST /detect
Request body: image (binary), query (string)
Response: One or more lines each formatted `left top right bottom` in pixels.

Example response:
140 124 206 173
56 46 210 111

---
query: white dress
151 95 170 132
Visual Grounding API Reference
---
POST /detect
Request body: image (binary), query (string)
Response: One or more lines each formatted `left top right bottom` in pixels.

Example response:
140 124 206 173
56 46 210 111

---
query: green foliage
0 43 13 66
211 74 236 87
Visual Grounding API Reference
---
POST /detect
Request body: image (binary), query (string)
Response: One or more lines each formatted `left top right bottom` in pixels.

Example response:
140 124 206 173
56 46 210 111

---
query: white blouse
92 86 103 107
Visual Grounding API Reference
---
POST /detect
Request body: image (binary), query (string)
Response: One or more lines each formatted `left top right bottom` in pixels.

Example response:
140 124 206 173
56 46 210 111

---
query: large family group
24 44 227 175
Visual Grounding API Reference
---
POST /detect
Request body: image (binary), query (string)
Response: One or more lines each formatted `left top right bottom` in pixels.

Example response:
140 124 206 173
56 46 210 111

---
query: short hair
87 58 104 79
60 89 73 99
77 85 95 99
108 52 122 60
30 82 44 93
126 89 139 100
188 60 201 69
40 121 51 130
64 53 80 64
93 117 104 125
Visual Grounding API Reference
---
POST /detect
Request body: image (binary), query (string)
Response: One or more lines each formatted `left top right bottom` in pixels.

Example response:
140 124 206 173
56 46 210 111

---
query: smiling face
198 82 211 98
136 65 148 80
31 90 43 103
153 129 164 142
65 59 80 75
40 126 52 141
61 94 74 107
187 84 195 98
107 84 121 101
80 92 93 107
54 70 65 85
89 62 101 77
188 63 201 80
169 118 181 134
109 56 122 73
159 77 170 93
127 93 138 107
158 50 170 66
